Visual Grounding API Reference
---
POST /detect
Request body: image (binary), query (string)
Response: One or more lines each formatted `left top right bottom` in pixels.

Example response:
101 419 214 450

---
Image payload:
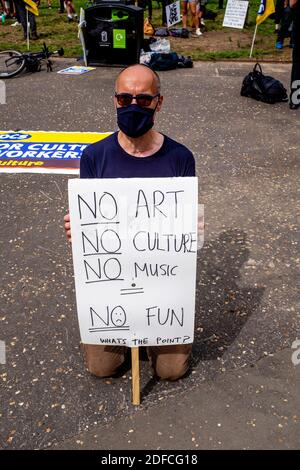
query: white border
0 168 79 174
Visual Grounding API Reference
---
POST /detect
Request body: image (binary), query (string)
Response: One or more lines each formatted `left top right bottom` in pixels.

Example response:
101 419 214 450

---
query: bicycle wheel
0 50 26 78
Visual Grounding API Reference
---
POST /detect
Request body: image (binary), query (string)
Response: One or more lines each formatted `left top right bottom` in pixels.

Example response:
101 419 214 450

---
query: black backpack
149 52 179 71
241 63 288 104
177 54 193 68
169 28 190 38
154 27 170 37
148 52 193 71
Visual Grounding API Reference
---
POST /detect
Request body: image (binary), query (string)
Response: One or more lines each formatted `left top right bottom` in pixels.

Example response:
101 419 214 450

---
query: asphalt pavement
0 60 299 450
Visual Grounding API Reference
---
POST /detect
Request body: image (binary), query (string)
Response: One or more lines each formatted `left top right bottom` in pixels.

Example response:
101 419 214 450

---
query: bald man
290 0 300 109
64 64 196 381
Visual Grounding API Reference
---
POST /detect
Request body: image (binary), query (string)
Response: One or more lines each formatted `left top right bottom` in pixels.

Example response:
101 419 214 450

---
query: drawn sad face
111 306 127 327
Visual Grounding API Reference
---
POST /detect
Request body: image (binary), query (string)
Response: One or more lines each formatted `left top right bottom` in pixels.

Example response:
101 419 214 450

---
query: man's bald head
115 64 161 95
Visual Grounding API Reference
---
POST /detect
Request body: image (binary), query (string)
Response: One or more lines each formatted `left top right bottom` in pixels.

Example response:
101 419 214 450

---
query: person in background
275 0 294 49
65 0 77 22
182 0 202 36
275 0 285 31
290 0 300 108
10 0 22 26
137 0 152 20
197 0 207 34
58 0 64 13
14 0 39 40
1 0 13 18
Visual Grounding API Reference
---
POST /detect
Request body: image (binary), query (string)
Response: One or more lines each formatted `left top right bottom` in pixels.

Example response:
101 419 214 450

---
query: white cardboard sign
166 1 181 28
222 0 249 29
68 177 198 347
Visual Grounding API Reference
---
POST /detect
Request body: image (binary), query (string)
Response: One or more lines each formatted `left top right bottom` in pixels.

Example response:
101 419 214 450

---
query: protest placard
166 1 181 28
68 177 198 348
223 0 249 29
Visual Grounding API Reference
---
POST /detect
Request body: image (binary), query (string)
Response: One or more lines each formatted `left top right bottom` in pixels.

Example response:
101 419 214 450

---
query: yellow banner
0 130 111 174
256 0 275 25
24 0 39 16
0 130 111 144
25 6 38 15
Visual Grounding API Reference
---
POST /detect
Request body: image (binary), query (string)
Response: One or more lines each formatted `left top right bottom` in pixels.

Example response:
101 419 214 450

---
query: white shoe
196 28 202 36
11 21 21 27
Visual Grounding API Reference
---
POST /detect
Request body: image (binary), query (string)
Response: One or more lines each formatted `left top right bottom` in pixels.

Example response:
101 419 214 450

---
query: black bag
25 56 41 73
142 37 157 52
148 52 193 71
149 52 179 71
154 27 169 37
169 28 190 38
204 9 217 20
177 54 193 68
241 63 288 104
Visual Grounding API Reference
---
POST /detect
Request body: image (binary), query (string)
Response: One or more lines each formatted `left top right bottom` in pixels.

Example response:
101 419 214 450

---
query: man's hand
64 213 72 243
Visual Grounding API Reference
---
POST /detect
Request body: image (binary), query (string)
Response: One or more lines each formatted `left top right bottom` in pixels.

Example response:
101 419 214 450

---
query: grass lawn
0 0 293 61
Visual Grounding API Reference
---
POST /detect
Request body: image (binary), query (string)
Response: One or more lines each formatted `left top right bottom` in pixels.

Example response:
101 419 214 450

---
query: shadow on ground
193 229 265 365
141 229 265 399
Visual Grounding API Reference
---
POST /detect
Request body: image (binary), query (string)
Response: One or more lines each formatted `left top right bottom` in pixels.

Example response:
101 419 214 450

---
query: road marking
0 340 5 364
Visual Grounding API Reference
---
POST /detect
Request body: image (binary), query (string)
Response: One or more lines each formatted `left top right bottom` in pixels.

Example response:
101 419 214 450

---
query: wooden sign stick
131 347 140 405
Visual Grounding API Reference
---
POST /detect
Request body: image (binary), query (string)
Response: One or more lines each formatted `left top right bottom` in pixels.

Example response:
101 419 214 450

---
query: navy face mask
117 104 156 138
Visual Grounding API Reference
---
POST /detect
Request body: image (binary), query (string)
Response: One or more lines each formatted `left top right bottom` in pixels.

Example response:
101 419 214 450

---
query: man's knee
150 344 192 381
82 343 125 378
155 361 189 381
86 361 123 378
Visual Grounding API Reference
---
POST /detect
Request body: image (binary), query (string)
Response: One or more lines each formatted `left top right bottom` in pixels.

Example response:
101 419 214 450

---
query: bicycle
0 43 64 79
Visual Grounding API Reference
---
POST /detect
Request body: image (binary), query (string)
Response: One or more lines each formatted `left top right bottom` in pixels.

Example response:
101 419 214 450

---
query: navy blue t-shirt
80 132 195 178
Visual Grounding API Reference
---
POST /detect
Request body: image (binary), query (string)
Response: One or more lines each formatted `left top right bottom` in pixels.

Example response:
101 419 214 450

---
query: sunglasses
115 93 160 107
